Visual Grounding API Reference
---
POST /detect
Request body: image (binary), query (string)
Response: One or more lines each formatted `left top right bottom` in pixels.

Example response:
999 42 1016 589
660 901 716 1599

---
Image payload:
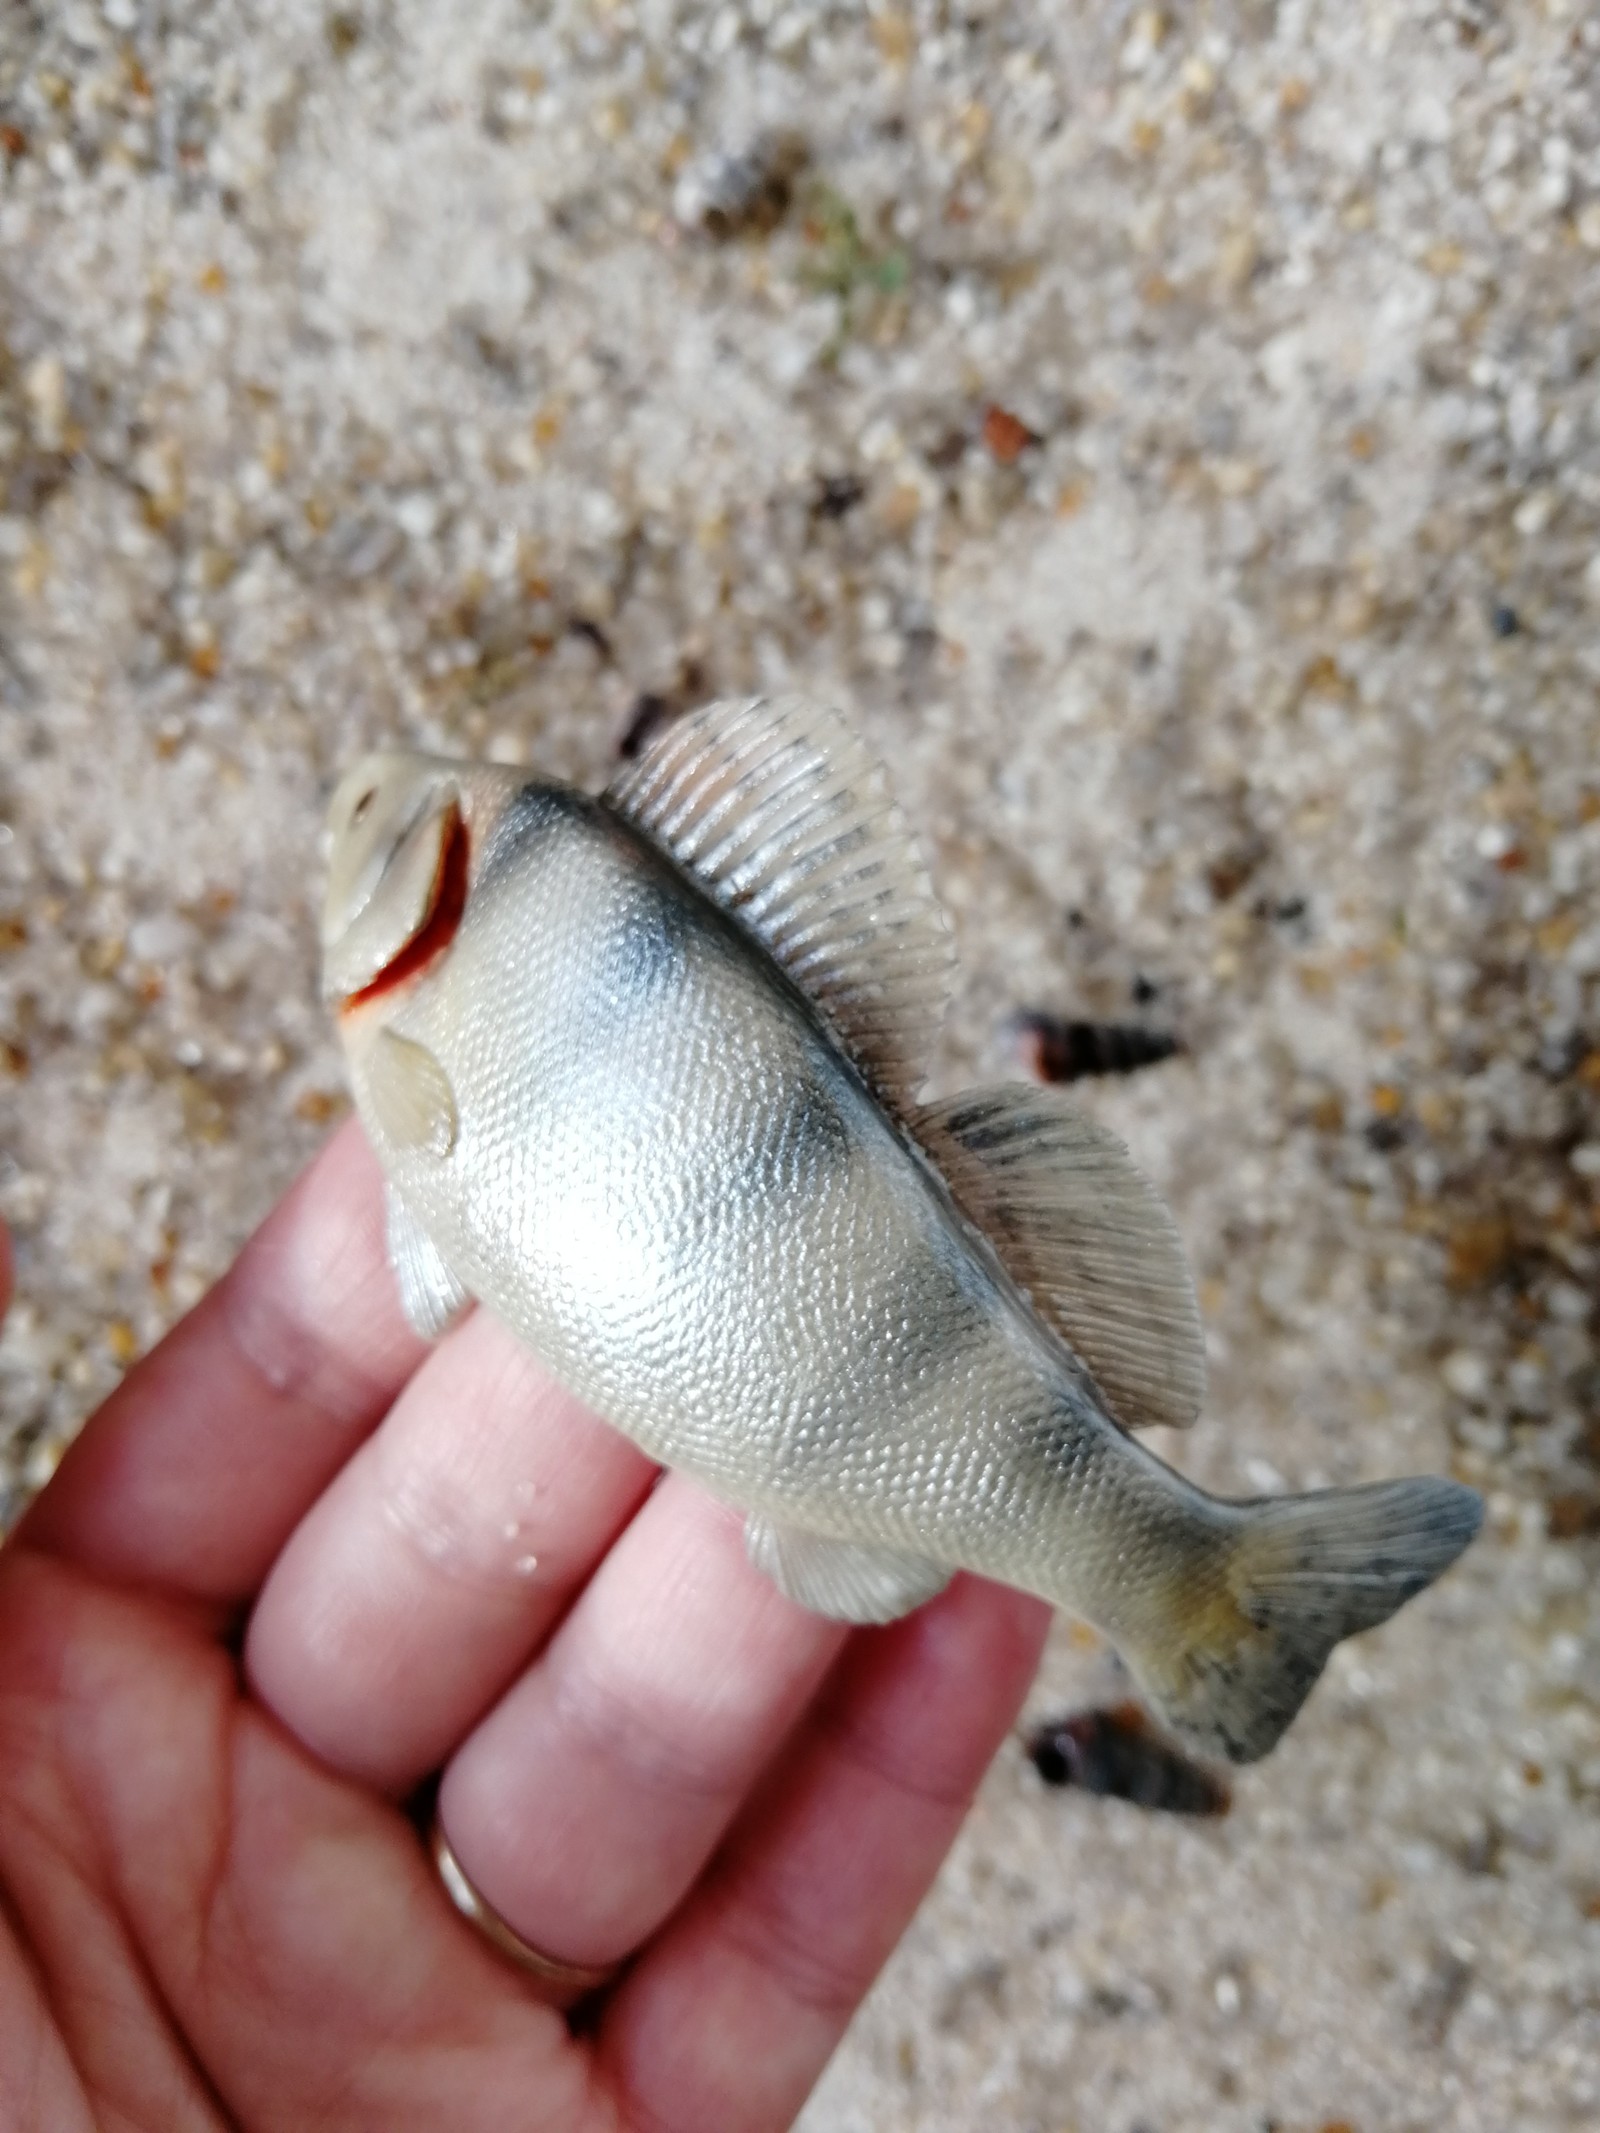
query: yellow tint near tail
1132 1476 1483 1764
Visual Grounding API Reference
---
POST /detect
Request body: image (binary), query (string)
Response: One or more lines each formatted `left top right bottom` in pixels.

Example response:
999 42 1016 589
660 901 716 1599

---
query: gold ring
430 1813 619 2000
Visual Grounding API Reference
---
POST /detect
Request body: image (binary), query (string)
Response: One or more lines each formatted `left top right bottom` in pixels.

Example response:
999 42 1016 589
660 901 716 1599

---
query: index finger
19 1121 425 1608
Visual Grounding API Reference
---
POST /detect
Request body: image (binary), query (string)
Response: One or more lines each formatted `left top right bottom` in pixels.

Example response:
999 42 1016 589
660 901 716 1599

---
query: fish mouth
338 799 470 1014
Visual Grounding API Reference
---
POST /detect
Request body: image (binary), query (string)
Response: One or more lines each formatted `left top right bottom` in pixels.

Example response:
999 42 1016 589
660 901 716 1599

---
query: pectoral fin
385 1185 470 1339
363 1029 458 1157
745 1516 949 1624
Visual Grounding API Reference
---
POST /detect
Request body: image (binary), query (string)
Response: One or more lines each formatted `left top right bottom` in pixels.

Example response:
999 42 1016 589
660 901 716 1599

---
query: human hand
0 1124 1048 2131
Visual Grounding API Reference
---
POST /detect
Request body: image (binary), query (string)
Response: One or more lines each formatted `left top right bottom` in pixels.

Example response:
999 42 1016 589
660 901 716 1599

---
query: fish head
322 750 532 1021
322 751 466 1012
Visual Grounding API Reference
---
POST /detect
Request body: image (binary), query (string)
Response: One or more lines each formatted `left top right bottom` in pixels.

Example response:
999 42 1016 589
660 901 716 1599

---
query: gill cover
321 753 464 1003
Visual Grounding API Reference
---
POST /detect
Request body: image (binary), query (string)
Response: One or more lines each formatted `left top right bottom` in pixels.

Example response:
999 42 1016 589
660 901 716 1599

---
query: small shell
1012 1011 1182 1085
1026 1702 1230 1817
672 129 808 238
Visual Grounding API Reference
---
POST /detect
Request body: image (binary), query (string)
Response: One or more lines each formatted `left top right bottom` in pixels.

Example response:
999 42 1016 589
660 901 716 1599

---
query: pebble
1442 1350 1493 1402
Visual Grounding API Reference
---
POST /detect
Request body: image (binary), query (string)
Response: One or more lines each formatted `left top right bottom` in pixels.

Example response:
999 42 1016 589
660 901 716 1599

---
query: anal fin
745 1516 949 1624
386 1185 470 1339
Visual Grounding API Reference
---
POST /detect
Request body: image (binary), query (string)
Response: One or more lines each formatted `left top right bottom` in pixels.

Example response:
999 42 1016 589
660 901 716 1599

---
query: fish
320 695 1481 1763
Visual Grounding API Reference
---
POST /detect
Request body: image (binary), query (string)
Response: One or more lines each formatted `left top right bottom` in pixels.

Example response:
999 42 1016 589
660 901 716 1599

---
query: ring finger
436 1474 849 1976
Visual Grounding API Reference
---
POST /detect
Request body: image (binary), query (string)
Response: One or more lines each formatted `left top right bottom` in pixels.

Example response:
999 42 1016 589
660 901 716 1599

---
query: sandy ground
2 3 1599 2127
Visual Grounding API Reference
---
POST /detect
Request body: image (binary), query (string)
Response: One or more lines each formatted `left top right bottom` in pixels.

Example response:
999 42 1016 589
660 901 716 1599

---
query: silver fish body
324 699 1480 1762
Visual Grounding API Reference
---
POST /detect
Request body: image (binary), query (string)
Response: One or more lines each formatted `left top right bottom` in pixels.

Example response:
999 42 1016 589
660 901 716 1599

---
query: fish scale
321 696 1482 1764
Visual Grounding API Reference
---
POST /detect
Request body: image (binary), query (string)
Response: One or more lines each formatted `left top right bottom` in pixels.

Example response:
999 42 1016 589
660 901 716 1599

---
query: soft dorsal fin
913 1084 1206 1434
605 696 955 1107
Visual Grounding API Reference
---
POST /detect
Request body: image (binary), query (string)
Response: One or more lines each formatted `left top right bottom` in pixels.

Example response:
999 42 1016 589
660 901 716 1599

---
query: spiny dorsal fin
914 1084 1206 1434
605 696 955 1107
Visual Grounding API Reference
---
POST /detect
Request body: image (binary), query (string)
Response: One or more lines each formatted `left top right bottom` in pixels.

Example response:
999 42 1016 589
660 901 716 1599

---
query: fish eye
350 786 378 825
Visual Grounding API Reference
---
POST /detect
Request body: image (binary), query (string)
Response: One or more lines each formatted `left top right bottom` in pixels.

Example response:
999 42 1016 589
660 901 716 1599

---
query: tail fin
1133 1477 1482 1765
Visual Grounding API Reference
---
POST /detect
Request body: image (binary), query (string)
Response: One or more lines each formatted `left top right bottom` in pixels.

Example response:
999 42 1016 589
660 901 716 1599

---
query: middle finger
246 1307 656 1791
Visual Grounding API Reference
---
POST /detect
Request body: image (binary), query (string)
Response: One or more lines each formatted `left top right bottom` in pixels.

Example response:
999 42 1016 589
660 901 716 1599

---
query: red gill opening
342 803 469 1011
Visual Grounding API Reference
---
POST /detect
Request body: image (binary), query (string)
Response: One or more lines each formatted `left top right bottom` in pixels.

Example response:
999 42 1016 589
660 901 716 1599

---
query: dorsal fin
913 1084 1206 1434
605 696 955 1106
